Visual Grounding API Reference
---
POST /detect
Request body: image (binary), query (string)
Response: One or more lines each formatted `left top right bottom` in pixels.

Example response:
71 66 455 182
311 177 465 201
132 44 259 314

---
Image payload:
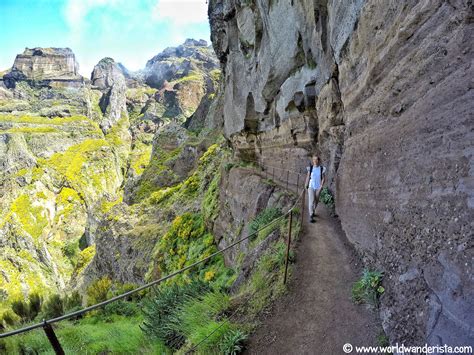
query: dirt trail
246 203 381 354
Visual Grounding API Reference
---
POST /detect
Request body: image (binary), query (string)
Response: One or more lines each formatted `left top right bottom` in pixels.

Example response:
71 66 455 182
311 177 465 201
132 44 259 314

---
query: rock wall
210 164 297 294
14 47 79 79
209 0 473 346
3 47 83 89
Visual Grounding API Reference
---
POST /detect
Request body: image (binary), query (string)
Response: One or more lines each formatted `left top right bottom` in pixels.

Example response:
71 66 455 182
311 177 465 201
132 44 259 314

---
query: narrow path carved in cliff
245 204 380 354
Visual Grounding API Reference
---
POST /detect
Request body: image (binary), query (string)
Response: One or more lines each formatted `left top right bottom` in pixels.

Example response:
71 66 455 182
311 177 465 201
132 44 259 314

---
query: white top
306 165 326 190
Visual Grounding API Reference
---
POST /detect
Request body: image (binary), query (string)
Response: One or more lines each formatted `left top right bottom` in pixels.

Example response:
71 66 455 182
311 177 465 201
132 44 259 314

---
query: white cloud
62 0 210 76
64 0 117 34
152 0 207 25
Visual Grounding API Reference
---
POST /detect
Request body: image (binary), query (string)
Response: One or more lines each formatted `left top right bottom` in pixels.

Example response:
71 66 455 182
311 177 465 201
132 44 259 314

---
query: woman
305 155 326 223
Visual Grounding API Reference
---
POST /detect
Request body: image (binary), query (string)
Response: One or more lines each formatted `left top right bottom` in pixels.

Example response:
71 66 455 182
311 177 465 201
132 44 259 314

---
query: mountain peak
2 47 82 88
183 38 208 47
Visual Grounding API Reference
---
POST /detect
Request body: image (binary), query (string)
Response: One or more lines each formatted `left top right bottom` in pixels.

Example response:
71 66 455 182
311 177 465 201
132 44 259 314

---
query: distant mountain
0 40 221 313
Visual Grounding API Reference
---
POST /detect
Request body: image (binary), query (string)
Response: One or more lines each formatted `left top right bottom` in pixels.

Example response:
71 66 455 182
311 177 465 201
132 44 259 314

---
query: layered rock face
209 0 473 346
2 47 83 88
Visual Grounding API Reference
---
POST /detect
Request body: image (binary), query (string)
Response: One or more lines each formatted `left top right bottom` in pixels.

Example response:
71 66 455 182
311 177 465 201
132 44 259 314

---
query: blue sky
0 0 211 77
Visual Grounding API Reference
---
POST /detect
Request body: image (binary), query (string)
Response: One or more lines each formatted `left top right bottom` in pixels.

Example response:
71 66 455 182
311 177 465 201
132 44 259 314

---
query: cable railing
0 162 307 354
238 157 309 193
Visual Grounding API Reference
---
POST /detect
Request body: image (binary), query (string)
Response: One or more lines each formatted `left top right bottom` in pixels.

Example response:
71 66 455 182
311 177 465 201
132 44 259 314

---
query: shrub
141 281 209 349
64 291 82 312
11 299 30 321
352 269 385 307
74 245 96 275
112 283 143 301
62 240 78 260
260 241 292 272
248 208 283 236
219 329 248 355
224 162 235 172
176 291 240 353
377 332 390 347
87 277 112 305
320 187 335 211
28 293 42 319
103 300 138 317
155 213 224 285
202 173 220 224
42 294 64 318
1 310 18 327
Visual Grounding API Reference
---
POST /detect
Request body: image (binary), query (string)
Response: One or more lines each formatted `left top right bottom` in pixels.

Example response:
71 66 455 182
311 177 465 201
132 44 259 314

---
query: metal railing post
296 174 300 194
43 321 65 355
301 188 305 227
286 171 289 189
284 210 293 284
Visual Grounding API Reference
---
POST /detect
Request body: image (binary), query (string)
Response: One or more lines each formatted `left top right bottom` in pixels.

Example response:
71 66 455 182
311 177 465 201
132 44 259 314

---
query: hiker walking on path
305 154 326 223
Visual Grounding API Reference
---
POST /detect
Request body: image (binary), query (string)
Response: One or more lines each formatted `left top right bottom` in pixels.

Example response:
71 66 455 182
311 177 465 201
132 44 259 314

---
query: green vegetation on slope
0 113 129 313
1 137 300 354
2 314 167 354
0 114 100 128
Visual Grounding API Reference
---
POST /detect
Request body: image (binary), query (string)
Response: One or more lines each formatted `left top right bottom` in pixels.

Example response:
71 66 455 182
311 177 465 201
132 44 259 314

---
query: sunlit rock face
91 57 128 133
129 39 222 131
13 47 80 79
209 0 473 346
2 47 84 89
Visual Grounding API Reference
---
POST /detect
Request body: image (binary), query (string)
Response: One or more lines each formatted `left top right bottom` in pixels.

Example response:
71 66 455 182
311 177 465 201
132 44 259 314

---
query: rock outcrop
82 131 223 289
2 47 83 89
209 0 473 346
213 166 293 269
123 41 222 201
124 39 221 130
91 57 128 133
124 123 203 203
144 39 218 88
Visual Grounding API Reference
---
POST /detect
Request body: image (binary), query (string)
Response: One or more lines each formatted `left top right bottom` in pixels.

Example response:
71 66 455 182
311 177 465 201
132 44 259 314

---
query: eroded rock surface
91 57 128 133
2 47 83 89
209 0 474 346
212 165 294 292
